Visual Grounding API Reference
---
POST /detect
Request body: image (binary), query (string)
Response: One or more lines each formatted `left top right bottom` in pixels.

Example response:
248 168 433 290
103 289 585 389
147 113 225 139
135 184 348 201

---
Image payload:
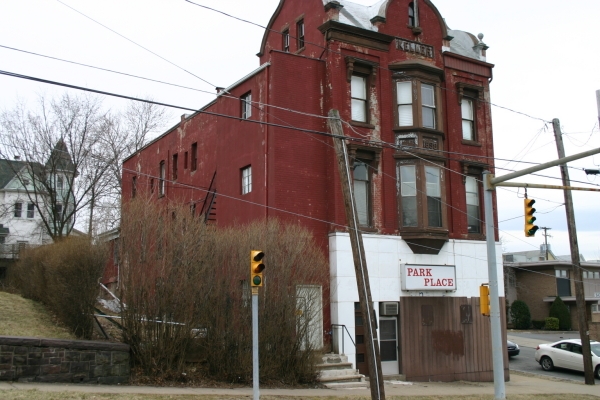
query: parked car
507 340 520 357
535 339 600 379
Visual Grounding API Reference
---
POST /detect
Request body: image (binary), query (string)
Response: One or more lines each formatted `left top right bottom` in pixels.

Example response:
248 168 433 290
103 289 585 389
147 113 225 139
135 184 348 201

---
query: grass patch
0 392 598 400
0 291 74 339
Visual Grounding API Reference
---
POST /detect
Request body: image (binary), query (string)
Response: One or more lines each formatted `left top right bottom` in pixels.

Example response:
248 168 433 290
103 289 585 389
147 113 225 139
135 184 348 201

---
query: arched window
408 2 415 27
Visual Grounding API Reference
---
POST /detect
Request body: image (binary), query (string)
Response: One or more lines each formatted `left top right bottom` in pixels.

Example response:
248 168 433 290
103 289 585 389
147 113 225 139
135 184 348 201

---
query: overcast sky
1 0 599 259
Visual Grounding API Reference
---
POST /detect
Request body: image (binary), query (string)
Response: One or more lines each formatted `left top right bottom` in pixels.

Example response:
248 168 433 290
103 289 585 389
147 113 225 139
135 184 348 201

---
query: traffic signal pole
484 145 600 397
552 119 595 385
252 286 259 400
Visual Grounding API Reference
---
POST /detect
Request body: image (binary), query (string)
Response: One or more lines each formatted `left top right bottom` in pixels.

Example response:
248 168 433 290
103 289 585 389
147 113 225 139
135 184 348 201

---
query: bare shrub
120 195 327 383
12 237 106 339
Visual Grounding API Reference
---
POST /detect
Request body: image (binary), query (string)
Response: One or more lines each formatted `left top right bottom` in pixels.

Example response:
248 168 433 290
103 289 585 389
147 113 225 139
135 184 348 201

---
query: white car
535 339 600 379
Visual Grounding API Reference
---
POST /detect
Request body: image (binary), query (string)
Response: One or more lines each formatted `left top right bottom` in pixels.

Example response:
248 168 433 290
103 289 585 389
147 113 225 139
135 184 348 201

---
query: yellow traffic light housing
250 250 265 287
524 198 539 237
480 284 490 316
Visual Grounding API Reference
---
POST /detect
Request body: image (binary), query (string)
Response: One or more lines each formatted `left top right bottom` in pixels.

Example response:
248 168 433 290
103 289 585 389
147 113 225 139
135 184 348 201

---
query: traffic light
524 198 539 237
480 284 490 316
250 250 265 287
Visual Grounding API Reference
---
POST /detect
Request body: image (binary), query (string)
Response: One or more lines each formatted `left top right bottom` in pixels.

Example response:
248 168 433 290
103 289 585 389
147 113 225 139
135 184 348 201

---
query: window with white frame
282 29 290 52
400 165 417 227
296 19 305 49
241 92 252 119
242 166 252 195
57 176 64 190
14 202 22 218
351 75 368 122
465 176 480 233
27 203 34 218
55 203 63 220
425 166 442 227
397 81 413 126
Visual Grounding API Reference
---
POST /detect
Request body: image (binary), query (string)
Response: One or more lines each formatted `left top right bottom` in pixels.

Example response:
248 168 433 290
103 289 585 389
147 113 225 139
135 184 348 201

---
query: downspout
264 64 269 219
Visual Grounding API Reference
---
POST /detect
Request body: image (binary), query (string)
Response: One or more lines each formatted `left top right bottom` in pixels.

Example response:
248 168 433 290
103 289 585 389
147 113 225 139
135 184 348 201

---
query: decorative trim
347 143 382 167
389 59 444 81
345 56 378 85
324 1 344 11
370 16 386 24
318 20 394 52
456 82 485 106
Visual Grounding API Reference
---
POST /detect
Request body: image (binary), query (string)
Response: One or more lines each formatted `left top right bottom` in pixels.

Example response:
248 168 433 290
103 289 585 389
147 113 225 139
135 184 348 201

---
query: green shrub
509 300 531 329
531 320 545 330
549 296 571 330
545 317 559 330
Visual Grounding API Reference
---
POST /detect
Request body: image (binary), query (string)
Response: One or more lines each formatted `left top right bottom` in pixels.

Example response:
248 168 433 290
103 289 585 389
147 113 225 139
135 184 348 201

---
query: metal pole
552 119 595 385
483 171 506 400
596 90 600 126
252 288 260 400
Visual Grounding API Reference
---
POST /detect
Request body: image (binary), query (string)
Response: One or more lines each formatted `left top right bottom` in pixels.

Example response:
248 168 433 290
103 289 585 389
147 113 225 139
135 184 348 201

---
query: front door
379 316 399 375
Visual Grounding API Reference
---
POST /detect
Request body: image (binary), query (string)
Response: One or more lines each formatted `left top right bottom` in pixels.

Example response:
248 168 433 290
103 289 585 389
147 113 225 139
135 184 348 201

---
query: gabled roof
0 159 27 189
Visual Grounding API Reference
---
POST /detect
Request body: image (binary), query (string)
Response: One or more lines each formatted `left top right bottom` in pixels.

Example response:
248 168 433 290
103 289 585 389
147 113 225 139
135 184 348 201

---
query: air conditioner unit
379 302 399 316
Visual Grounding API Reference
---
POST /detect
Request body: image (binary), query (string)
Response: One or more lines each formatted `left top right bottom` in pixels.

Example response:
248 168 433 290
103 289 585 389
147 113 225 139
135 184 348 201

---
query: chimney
14 155 20 160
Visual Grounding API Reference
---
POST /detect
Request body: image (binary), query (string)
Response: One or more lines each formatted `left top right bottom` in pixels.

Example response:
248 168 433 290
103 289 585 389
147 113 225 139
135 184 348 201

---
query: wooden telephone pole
552 119 595 385
328 110 385 400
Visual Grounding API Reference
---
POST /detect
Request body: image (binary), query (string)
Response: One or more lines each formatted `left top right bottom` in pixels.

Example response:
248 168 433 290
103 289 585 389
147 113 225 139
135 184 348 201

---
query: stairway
316 353 367 389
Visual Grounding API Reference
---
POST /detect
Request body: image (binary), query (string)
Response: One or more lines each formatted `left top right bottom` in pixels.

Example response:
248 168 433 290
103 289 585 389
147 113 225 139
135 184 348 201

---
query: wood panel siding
400 296 508 382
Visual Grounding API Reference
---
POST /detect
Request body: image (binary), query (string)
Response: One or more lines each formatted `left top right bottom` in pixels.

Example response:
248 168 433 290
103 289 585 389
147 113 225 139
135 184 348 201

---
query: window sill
350 121 375 129
393 127 445 138
295 46 305 54
358 226 377 233
461 139 482 147
466 233 486 240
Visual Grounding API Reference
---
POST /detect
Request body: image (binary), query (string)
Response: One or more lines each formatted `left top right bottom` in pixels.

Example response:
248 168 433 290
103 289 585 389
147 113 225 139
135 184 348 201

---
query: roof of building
324 0 487 61
0 159 27 189
46 139 75 173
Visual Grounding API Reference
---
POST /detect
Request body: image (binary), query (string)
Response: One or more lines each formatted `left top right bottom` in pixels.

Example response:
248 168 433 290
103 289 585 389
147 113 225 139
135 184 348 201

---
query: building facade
122 0 505 382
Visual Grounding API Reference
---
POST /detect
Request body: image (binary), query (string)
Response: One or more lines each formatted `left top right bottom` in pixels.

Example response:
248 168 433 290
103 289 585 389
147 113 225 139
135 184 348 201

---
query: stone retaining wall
0 336 130 384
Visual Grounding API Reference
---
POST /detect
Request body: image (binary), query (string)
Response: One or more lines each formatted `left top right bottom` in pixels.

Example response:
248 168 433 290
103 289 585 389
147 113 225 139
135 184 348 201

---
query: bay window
398 162 446 229
353 160 371 226
395 80 440 130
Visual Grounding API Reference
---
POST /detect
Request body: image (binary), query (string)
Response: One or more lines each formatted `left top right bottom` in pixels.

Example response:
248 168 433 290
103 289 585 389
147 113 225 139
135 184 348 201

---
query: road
507 331 597 382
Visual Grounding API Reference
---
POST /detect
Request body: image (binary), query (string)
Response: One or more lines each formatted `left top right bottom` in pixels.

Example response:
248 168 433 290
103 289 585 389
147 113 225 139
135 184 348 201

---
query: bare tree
0 93 115 240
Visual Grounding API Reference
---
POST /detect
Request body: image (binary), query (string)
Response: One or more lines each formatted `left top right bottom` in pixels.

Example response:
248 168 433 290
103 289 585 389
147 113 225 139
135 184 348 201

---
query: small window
57 176 64 190
241 166 252 195
150 178 155 193
282 29 290 52
400 165 417 227
583 271 589 279
191 143 198 171
461 98 475 140
556 270 568 278
296 20 305 49
421 84 436 129
241 92 252 119
408 2 415 26
27 203 34 218
184 151 188 169
397 81 413 126
132 176 137 198
351 75 368 122
159 161 165 196
465 176 480 233
594 271 600 279
14 202 22 218
425 166 441 227
353 160 371 226
172 153 178 180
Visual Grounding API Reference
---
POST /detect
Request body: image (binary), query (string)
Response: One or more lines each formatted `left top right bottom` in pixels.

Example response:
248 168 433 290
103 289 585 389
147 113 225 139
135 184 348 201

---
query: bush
545 317 559 330
120 195 327 383
12 237 106 339
531 320 545 330
549 296 571 330
509 300 531 329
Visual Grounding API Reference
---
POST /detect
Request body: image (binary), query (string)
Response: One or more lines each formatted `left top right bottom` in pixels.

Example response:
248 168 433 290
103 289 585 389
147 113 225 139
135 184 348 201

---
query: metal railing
330 323 355 355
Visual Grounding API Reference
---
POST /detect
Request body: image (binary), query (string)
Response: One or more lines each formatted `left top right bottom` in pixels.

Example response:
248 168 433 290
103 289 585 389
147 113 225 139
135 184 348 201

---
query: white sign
594 292 600 298
401 264 456 291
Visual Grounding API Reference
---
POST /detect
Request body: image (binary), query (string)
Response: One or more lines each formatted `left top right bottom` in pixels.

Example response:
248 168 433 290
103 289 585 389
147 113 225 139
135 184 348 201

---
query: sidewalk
1 372 599 398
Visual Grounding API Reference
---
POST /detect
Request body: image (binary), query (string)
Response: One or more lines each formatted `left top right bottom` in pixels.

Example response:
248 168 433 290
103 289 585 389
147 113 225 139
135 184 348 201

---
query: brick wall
515 267 556 322
590 322 600 341
0 336 129 384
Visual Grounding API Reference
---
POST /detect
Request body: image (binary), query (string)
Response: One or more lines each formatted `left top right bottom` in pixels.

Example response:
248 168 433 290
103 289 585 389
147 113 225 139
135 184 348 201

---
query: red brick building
122 0 506 382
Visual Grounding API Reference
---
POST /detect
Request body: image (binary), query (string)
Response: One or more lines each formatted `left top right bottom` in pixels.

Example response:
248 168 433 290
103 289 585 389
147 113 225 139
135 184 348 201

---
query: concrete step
319 368 362 379
315 362 354 370
322 381 369 389
318 373 364 383
320 353 348 364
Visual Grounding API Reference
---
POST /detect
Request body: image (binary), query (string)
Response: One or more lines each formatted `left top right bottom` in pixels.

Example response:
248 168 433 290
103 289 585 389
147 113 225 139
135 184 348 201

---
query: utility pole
539 227 552 260
552 119 595 385
596 89 600 126
328 109 385 400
